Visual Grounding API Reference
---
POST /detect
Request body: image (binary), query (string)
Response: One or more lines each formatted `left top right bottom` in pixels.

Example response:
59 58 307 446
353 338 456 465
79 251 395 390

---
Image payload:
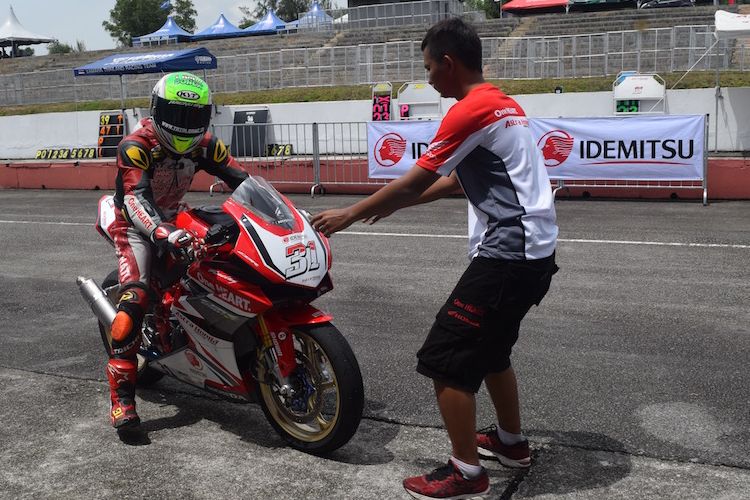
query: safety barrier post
311 122 323 197
703 113 709 206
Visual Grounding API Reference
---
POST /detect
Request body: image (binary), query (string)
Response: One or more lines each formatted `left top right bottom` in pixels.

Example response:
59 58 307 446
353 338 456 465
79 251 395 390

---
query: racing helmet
150 72 213 154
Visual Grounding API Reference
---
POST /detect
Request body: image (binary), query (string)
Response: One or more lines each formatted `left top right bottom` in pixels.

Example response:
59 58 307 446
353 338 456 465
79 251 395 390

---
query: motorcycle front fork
256 315 294 397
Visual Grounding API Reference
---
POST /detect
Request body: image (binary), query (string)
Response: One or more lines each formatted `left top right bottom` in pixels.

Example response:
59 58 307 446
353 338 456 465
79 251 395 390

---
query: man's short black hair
421 18 482 73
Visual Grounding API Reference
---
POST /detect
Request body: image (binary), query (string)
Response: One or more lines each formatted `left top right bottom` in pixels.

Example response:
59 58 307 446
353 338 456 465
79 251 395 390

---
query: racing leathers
107 118 248 428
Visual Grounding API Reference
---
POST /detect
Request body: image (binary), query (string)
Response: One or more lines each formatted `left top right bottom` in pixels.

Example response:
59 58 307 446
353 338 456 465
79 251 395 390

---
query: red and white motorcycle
78 176 364 454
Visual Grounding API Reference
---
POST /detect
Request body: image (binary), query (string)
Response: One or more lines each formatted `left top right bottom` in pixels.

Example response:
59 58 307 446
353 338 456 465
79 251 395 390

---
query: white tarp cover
0 6 55 46
714 10 750 41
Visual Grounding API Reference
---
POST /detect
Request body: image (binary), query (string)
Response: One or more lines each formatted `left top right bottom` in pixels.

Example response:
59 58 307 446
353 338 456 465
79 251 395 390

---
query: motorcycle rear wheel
257 323 364 455
98 270 164 387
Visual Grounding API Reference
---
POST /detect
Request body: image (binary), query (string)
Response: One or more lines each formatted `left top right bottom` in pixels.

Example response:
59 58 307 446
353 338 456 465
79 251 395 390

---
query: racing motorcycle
78 175 364 454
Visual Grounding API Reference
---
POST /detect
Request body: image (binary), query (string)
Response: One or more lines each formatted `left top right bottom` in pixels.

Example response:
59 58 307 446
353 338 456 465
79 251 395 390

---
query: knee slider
116 283 149 325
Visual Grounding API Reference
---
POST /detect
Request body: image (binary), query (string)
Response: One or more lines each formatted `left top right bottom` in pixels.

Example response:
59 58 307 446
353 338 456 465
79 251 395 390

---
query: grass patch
1 71 747 117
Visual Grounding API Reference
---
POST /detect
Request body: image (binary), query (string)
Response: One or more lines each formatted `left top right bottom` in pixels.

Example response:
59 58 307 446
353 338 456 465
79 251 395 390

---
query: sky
0 0 329 55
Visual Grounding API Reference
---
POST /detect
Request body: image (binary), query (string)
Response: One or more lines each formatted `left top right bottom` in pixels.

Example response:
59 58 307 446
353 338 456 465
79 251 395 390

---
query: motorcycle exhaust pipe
76 276 117 327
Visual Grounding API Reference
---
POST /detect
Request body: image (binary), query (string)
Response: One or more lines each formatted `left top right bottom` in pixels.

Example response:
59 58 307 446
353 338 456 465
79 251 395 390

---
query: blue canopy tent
132 16 192 46
191 13 247 41
297 3 333 31
73 47 218 132
244 10 286 35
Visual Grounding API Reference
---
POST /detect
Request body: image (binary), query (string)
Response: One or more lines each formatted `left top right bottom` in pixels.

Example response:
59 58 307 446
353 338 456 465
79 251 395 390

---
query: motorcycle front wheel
257 323 364 455
98 270 164 387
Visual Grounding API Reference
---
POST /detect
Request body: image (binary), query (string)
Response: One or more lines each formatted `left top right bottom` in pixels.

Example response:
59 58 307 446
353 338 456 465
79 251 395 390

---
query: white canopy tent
712 10 750 151
0 6 55 57
714 10 750 40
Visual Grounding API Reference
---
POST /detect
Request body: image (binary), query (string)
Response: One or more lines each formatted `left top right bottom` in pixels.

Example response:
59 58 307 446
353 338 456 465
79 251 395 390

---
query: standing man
312 18 558 499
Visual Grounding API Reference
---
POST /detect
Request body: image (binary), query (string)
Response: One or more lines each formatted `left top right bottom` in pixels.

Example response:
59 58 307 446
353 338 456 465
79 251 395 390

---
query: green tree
103 0 167 46
464 0 501 19
171 0 197 33
48 41 73 55
11 46 34 57
47 40 87 55
238 5 257 29
103 0 197 46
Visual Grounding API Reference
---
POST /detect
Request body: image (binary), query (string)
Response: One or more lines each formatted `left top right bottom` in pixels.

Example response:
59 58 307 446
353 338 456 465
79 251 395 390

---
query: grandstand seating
0 5 721 76
521 5 722 37
0 5 741 107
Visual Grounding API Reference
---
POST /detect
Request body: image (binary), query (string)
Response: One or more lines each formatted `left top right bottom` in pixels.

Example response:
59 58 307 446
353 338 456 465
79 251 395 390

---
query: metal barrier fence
0 24 746 107
213 120 710 203
210 121 386 195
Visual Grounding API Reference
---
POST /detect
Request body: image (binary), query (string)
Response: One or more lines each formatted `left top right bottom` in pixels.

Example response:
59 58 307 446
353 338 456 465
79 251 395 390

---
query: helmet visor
153 96 212 137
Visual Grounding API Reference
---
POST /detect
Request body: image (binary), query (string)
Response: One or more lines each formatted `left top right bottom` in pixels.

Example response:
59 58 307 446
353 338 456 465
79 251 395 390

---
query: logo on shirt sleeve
537 130 575 167
374 133 406 167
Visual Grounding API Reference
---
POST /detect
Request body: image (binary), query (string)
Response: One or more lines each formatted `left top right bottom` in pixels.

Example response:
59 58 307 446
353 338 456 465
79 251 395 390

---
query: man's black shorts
416 253 558 393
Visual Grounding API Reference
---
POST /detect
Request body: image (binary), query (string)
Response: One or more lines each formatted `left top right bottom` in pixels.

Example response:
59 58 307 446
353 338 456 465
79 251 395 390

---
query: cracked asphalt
0 189 749 499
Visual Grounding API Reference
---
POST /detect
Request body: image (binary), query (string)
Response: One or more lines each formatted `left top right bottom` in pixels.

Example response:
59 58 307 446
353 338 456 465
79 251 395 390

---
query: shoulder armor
206 135 229 166
118 140 152 171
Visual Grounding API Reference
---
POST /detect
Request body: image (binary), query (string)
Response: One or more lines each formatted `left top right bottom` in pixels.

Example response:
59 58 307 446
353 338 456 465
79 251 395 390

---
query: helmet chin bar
153 121 202 155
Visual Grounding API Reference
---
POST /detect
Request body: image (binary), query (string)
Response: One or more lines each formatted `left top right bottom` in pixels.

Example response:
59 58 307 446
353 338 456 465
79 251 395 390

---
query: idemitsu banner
367 121 440 179
530 115 706 181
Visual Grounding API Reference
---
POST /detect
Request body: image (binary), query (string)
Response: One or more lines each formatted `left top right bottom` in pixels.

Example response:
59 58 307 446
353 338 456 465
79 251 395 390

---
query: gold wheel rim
258 330 341 443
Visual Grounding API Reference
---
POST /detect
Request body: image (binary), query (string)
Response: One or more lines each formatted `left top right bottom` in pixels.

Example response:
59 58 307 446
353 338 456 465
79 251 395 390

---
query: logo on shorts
374 133 406 167
537 129 575 167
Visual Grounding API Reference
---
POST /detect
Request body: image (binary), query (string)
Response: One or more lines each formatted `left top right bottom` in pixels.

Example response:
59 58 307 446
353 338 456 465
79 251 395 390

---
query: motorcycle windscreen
231 176 296 231
227 176 329 288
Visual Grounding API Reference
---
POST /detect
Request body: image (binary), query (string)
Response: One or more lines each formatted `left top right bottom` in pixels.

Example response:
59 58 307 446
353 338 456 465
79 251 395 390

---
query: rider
107 72 248 430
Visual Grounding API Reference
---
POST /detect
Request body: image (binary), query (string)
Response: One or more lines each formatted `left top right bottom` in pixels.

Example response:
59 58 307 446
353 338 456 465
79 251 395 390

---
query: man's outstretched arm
311 165 442 236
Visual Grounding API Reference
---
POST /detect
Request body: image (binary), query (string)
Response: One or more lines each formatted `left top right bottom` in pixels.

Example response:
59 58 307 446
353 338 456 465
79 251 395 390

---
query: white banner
531 115 705 181
367 121 440 179
367 115 705 182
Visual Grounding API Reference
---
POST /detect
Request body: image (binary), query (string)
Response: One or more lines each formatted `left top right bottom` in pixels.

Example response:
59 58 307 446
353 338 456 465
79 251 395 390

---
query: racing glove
152 223 205 258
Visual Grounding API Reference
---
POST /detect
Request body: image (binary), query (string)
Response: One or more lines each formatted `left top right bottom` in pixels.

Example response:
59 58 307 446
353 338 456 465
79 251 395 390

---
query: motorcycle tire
257 323 364 455
98 270 164 387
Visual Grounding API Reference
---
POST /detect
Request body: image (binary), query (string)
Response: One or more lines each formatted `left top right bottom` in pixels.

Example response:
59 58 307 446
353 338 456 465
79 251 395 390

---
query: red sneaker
476 425 531 468
403 460 489 499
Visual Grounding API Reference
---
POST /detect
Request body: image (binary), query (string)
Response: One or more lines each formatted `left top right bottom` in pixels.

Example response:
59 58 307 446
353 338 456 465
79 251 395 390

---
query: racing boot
106 358 140 429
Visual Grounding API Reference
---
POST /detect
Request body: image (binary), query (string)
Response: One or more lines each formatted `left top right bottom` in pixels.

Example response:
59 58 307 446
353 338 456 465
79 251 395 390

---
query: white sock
450 456 483 479
497 426 525 446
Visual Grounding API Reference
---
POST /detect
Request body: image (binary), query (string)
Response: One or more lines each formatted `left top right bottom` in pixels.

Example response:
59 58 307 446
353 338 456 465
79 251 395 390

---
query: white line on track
341 231 750 249
0 221 748 249
0 220 90 226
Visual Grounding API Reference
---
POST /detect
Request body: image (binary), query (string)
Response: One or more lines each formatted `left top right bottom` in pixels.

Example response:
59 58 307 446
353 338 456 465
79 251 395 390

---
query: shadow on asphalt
512 429 632 498
133 385 398 465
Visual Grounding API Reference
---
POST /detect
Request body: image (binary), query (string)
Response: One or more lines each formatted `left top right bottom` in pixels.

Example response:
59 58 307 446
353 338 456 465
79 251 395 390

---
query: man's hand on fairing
311 208 357 237
312 166 441 237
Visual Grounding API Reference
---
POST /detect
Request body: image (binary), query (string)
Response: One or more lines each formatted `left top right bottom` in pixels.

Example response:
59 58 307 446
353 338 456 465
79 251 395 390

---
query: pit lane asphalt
0 190 749 499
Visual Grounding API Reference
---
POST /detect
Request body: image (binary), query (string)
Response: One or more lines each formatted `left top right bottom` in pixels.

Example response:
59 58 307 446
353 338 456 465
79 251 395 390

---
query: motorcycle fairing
222 177 330 289
96 195 117 245
187 263 273 317
152 300 250 394
228 208 329 289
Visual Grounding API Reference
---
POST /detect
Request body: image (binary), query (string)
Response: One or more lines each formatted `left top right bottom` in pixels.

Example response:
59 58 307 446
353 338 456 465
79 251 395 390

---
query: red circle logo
185 350 202 369
374 133 407 167
537 130 575 167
